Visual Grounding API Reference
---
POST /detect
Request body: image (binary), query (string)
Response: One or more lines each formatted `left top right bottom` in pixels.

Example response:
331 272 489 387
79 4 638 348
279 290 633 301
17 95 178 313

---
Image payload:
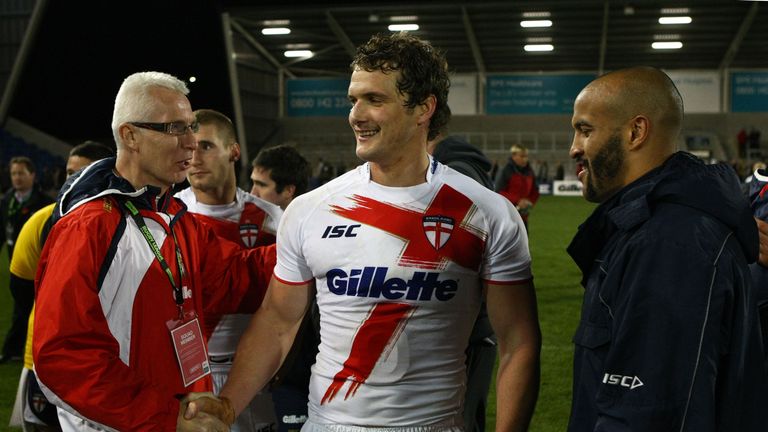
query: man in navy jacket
567 66 767 431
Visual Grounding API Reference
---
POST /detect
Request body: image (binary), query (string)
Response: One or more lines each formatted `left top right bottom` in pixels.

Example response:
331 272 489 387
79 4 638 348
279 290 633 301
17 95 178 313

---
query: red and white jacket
33 158 274 431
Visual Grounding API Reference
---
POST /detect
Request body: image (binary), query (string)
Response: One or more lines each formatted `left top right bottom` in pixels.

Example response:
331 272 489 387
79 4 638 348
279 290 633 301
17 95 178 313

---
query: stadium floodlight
652 41 683 49
388 24 419 31
284 50 313 58
659 16 692 24
520 20 552 28
524 44 554 52
262 27 291 35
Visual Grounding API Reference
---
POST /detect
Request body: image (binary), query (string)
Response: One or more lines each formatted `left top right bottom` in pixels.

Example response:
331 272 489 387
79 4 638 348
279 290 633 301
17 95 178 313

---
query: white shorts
300 419 464 432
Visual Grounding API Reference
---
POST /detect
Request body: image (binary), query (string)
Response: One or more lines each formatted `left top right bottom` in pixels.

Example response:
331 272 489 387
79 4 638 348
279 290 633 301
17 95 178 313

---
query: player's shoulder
437 163 509 209
237 188 283 218
175 187 194 203
55 196 122 232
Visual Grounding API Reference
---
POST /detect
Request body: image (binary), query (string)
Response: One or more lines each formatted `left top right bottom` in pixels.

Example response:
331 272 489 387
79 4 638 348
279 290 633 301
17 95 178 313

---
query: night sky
10 0 232 146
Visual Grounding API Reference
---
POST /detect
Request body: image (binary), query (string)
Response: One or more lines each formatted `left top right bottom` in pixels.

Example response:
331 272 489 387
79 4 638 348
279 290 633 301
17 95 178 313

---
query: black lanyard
123 200 186 318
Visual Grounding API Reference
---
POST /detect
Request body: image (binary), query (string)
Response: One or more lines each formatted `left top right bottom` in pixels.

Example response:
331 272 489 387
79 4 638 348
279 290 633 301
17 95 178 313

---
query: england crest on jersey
239 223 260 248
423 215 454 250
31 392 49 415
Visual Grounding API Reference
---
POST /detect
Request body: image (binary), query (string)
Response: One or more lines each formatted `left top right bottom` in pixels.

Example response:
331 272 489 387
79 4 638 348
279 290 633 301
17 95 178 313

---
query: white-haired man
33 71 273 432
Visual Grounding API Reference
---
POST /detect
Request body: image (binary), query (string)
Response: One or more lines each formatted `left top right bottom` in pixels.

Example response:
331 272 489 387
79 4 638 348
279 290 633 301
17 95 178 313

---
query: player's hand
177 392 231 431
518 199 533 210
181 392 236 425
756 218 768 267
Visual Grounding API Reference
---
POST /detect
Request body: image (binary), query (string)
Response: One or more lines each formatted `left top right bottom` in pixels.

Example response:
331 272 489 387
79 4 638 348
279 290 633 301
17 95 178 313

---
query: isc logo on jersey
322 224 361 238
326 267 458 301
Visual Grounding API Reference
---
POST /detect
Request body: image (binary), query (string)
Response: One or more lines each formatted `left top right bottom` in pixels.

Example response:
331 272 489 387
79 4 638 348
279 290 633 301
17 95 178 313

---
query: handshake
176 393 236 432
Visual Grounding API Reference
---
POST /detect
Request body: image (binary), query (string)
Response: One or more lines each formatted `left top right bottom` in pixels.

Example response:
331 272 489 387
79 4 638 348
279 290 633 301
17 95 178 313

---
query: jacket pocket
573 322 611 349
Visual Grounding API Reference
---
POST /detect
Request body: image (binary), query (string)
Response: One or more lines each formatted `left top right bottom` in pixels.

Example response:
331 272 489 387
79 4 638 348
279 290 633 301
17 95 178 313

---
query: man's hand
516 199 533 216
518 198 533 210
177 392 235 431
176 393 231 432
756 218 768 267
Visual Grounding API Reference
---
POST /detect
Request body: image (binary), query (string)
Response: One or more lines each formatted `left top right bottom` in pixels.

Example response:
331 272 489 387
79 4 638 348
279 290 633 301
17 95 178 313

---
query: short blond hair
510 144 528 155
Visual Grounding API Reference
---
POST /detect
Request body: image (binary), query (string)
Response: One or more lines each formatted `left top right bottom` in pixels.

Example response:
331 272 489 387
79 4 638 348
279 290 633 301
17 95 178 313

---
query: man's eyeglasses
130 121 199 136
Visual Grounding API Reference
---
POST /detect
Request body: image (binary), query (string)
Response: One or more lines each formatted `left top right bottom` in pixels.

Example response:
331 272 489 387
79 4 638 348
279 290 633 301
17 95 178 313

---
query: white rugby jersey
274 159 532 427
177 187 282 356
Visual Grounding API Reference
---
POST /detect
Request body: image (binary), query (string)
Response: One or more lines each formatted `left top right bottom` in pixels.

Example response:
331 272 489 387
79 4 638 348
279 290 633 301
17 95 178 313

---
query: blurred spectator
738 128 748 158
495 144 539 229
555 162 565 181
429 134 493 189
0 156 53 363
536 160 549 184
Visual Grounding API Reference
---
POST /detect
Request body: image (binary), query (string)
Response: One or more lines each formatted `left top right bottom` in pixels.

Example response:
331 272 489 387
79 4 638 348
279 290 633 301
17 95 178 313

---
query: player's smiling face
348 68 422 165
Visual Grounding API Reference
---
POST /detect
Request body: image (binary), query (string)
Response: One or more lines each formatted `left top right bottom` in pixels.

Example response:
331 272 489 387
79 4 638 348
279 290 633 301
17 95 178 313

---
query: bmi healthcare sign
486 74 594 114
666 70 720 113
286 78 350 117
731 71 768 112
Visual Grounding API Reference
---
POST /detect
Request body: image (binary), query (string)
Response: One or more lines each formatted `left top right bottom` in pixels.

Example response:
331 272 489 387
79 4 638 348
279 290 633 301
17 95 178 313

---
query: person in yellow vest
9 141 114 431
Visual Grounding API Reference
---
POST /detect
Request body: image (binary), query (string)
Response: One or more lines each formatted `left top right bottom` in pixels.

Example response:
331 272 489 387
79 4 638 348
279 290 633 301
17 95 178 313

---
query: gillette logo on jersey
326 267 458 301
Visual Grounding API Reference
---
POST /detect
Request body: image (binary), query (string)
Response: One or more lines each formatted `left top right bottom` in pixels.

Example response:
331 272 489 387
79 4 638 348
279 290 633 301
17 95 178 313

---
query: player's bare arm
186 276 313 423
486 280 541 432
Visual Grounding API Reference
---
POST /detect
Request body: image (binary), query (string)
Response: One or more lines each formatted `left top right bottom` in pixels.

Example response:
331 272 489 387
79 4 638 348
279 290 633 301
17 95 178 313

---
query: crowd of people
0 31 766 432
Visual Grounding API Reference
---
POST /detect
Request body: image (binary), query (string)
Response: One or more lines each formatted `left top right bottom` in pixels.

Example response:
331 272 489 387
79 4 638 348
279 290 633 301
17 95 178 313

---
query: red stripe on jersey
330 185 486 271
273 274 313 286
321 302 415 404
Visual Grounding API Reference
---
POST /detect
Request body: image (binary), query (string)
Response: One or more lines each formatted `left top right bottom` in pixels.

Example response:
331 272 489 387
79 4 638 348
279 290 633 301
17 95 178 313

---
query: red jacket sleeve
191 217 276 318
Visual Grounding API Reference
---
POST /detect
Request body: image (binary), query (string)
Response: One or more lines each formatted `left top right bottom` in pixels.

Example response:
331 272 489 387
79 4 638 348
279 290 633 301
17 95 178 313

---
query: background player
177 108 282 432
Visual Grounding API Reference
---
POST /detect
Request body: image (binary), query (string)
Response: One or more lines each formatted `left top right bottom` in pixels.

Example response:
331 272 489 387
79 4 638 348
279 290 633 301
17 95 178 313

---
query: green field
517 195 595 431
0 195 595 431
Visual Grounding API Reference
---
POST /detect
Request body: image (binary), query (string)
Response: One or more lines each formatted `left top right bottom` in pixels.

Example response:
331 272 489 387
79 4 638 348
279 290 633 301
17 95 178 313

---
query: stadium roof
9 0 766 142
221 0 767 76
